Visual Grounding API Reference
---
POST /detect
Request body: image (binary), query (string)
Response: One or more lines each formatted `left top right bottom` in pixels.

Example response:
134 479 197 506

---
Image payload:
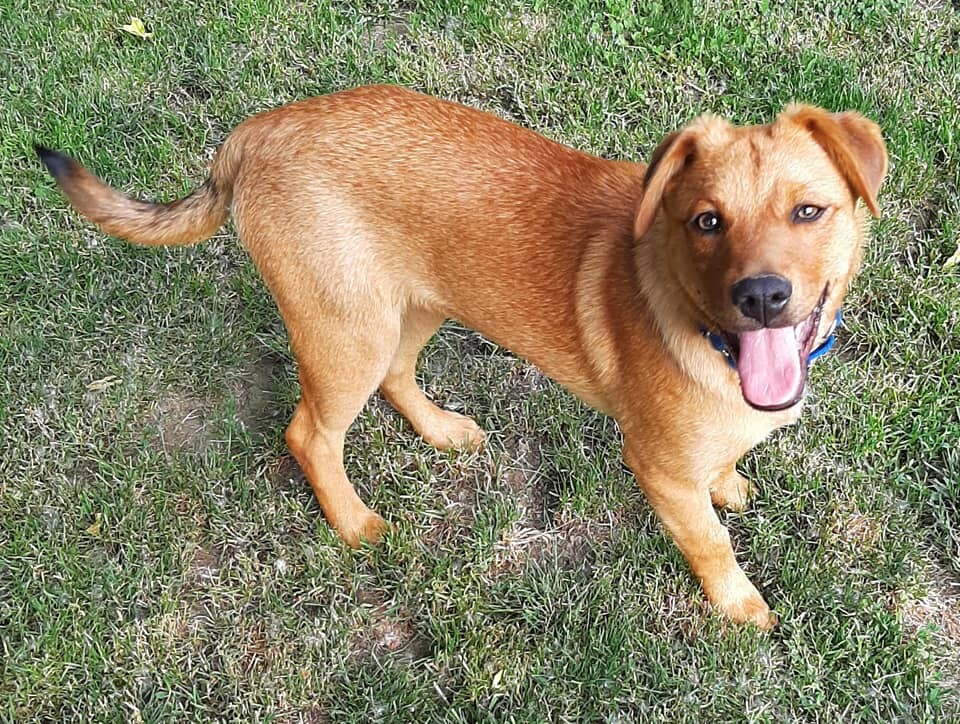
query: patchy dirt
500 434 547 530
413 420 629 577
348 597 432 664
881 555 960 693
150 352 289 456
230 353 288 437
177 544 226 628
505 363 551 397
824 500 883 550
283 706 329 724
154 392 216 454
418 424 548 550
420 462 483 549
268 455 308 493
492 508 620 577
554 511 620 563
365 17 412 52
185 545 222 587
234 620 270 677
489 429 624 575
896 567 960 649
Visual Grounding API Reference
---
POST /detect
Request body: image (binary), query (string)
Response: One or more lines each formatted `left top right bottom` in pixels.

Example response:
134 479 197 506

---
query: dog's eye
692 211 722 234
793 204 824 223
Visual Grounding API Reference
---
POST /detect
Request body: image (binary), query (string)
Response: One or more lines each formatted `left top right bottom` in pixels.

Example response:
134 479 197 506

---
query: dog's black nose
731 274 792 325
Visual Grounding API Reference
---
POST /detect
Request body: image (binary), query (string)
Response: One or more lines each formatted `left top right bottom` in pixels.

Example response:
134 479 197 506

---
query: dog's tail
35 139 242 247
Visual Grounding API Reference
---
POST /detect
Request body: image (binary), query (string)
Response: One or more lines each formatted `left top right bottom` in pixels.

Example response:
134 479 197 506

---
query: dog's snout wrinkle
730 274 792 326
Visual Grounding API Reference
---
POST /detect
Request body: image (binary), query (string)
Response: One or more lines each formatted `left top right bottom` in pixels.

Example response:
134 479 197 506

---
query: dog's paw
338 509 390 548
422 410 486 452
705 570 777 630
710 470 755 512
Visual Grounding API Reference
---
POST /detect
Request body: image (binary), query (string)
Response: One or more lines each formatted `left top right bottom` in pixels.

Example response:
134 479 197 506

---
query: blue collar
699 310 841 370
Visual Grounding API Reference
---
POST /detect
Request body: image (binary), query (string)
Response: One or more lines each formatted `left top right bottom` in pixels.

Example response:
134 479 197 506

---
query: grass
2 0 959 720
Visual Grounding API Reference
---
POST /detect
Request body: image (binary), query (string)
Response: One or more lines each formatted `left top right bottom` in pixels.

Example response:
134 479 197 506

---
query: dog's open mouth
720 287 828 412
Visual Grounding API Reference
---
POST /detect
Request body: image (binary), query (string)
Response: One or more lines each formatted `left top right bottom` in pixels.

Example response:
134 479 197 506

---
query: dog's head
635 105 887 411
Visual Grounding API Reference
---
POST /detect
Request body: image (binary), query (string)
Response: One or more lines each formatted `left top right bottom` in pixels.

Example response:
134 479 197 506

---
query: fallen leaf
87 375 120 391
944 243 960 270
86 516 101 537
118 16 153 40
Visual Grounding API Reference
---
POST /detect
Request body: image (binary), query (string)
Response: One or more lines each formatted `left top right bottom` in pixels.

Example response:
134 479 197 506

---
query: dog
36 85 887 628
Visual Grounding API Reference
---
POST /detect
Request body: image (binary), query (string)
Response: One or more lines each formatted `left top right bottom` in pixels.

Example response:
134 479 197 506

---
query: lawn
2 0 959 721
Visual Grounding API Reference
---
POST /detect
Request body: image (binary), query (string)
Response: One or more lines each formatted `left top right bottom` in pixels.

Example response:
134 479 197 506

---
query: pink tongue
737 326 803 409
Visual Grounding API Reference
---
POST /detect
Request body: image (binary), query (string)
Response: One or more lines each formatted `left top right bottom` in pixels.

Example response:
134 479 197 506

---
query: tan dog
37 85 887 628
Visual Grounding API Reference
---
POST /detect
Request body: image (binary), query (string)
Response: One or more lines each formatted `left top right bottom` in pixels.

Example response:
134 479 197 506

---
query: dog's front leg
709 467 755 512
624 443 776 629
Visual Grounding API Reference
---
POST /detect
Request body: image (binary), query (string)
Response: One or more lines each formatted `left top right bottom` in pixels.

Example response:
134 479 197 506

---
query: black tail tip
34 143 75 181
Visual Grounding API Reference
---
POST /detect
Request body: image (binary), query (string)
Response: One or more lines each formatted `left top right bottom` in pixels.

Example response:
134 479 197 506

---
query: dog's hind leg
380 307 485 451
283 308 400 548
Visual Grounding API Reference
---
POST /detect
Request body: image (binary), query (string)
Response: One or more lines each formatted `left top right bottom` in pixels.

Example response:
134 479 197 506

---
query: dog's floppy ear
635 129 697 239
782 105 888 217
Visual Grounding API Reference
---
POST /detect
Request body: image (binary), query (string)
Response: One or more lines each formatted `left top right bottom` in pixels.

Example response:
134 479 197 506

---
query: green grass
2 0 959 720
